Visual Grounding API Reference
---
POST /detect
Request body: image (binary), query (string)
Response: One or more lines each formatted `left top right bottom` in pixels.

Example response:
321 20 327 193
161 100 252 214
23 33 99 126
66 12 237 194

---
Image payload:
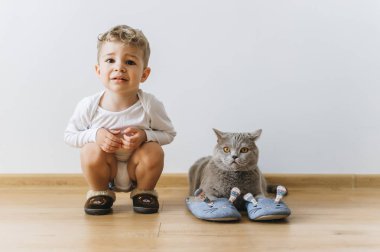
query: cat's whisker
228 187 241 203
274 185 287 203
194 188 214 207
237 161 248 166
243 193 258 206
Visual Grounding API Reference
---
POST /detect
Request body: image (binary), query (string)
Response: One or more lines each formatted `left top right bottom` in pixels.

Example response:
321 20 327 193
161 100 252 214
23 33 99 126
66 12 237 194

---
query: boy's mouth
112 76 128 81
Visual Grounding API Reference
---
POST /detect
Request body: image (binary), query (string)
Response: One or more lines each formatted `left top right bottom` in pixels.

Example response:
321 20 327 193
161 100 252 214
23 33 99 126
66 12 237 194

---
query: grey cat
188 128 272 210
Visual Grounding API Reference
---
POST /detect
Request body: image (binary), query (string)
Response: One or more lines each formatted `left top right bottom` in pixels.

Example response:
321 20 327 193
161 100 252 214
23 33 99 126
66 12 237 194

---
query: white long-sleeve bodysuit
64 89 176 147
64 89 176 191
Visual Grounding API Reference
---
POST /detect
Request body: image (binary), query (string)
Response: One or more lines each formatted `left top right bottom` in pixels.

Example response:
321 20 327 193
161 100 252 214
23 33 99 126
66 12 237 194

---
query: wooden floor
1 185 379 252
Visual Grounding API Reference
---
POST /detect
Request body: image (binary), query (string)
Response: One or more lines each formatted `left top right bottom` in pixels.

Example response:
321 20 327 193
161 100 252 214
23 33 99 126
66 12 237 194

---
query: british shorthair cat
188 128 274 210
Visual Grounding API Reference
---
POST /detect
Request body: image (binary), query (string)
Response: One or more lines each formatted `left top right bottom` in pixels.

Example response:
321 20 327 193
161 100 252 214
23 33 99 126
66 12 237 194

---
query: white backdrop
0 0 379 174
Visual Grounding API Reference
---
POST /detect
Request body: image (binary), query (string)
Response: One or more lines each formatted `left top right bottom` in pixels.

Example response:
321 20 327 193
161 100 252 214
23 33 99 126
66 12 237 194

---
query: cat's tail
266 184 289 196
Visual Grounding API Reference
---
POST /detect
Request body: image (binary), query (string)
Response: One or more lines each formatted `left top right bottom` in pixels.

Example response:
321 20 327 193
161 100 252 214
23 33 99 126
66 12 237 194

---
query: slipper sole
84 208 113 215
251 214 289 221
133 206 158 214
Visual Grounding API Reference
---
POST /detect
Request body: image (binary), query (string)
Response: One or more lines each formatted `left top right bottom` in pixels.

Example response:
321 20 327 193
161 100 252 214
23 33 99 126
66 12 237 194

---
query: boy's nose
115 67 126 72
115 64 126 72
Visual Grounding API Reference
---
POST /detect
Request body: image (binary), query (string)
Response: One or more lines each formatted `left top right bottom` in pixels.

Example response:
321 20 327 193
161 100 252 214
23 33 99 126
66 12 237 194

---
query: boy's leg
80 143 117 190
80 143 118 215
127 142 164 214
127 142 164 190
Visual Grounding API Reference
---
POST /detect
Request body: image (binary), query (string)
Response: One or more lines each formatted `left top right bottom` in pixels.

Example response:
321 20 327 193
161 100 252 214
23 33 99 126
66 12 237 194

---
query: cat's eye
223 147 230 153
240 147 249 153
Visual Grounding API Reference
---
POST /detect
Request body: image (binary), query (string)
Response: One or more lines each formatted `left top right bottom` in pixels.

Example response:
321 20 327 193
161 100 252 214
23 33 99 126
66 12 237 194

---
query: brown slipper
132 193 159 214
84 195 114 215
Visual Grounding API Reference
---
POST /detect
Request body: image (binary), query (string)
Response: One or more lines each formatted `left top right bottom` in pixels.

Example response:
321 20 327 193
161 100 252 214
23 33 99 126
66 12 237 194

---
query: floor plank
0 186 379 251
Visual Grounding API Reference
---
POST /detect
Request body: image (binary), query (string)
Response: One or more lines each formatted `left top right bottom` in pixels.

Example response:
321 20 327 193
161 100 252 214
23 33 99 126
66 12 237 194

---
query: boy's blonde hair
97 25 150 67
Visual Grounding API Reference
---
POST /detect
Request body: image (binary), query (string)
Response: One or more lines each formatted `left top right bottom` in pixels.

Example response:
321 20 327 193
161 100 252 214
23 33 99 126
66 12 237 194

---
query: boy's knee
80 143 105 167
137 142 164 168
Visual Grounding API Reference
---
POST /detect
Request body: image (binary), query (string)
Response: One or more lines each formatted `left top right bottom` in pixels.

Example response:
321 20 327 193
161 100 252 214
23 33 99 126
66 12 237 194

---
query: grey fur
188 128 267 210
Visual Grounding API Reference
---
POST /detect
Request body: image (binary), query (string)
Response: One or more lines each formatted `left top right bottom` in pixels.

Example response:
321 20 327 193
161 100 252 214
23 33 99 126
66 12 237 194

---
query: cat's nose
232 155 238 159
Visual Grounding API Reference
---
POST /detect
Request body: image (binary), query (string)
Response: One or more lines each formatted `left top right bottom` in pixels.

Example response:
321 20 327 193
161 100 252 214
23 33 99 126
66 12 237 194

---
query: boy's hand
121 127 147 151
96 128 123 153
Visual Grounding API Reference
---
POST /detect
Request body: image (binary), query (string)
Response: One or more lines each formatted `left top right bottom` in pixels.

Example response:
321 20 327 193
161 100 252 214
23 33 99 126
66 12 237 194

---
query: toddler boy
64 25 176 215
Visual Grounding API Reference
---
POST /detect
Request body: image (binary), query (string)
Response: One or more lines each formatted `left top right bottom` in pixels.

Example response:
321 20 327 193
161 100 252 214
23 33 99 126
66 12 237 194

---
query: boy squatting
64 25 176 215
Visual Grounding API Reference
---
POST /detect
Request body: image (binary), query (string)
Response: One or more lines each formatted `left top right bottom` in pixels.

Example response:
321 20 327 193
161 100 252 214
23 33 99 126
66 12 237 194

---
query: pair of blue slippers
186 196 291 222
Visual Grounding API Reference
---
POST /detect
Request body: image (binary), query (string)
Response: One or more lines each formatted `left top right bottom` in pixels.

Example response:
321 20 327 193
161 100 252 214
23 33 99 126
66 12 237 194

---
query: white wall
0 0 379 174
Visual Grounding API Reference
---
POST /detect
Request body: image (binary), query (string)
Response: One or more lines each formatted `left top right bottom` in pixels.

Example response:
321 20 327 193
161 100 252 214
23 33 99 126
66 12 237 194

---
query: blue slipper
246 197 291 221
186 197 241 222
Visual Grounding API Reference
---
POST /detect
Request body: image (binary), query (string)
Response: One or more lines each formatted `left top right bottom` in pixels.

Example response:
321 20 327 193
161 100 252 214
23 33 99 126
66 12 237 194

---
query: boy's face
95 41 150 96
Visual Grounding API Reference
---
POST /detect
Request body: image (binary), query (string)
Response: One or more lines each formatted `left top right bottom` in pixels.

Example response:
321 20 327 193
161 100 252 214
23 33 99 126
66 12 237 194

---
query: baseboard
0 173 379 188
0 174 188 188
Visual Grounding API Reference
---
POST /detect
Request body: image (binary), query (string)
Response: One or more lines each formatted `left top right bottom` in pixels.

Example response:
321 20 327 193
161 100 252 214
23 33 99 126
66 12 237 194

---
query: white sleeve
144 98 176 145
63 98 100 148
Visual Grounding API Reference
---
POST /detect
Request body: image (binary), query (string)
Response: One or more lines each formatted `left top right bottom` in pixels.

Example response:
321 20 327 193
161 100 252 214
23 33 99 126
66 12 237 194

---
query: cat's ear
249 129 262 142
212 128 226 142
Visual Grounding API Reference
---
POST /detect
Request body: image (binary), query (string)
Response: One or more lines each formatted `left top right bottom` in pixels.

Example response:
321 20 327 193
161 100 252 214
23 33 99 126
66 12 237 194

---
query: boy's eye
126 60 136 65
105 58 115 63
223 147 230 153
240 147 249 153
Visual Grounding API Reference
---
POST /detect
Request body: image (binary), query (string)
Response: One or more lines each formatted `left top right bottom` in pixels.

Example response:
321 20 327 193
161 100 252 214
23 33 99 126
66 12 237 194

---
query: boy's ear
95 64 101 77
140 67 151 83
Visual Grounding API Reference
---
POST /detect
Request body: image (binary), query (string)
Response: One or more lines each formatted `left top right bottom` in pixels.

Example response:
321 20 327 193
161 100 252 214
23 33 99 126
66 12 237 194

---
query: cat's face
212 128 262 171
